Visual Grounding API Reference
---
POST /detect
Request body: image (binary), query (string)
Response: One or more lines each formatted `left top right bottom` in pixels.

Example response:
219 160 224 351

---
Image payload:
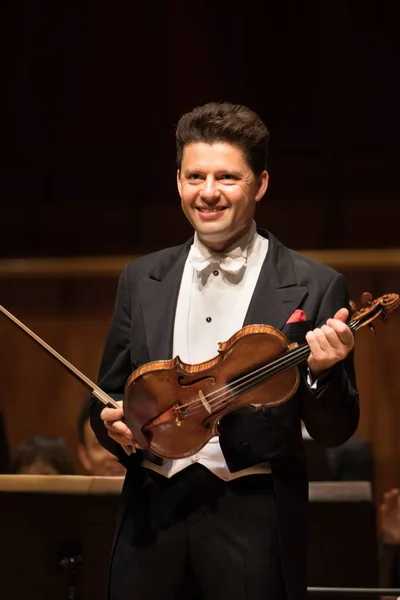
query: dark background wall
1 1 399 258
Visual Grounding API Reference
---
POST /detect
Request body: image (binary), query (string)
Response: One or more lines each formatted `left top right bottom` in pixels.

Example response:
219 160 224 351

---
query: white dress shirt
143 222 273 480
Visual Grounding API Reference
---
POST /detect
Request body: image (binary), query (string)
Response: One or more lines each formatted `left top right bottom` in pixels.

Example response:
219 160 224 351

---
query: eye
220 173 237 181
187 172 203 181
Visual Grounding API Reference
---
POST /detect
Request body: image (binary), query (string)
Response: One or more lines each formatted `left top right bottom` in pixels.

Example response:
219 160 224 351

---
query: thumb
333 307 349 322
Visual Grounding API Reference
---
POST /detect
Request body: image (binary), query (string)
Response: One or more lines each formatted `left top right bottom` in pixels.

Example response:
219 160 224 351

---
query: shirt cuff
306 366 333 390
306 368 318 390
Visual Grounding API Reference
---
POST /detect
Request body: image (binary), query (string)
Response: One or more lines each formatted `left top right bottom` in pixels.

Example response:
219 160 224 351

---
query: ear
77 444 91 473
177 170 183 197
255 170 269 202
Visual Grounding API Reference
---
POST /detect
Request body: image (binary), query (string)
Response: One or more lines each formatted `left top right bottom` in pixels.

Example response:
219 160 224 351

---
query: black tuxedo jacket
90 229 359 600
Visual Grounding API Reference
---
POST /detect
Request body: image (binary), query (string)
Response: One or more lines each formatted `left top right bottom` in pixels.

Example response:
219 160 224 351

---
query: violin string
195 318 360 412
188 344 311 416
188 342 308 415
176 343 305 413
181 318 361 417
181 344 311 416
201 318 359 412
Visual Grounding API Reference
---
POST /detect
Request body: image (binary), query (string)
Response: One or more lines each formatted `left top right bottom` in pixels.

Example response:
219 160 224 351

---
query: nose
199 176 220 202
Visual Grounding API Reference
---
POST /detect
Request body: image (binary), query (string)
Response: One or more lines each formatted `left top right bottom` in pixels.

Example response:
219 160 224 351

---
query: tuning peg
349 300 357 314
361 292 373 305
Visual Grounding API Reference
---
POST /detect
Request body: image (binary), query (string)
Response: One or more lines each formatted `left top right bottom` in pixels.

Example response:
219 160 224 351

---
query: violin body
123 324 300 459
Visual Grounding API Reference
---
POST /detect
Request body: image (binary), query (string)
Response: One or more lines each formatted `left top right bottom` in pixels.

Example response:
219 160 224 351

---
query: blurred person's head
12 435 74 475
77 398 126 476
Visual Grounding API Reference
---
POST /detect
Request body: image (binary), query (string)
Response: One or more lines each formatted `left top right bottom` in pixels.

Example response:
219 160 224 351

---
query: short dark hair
176 101 269 175
11 435 74 475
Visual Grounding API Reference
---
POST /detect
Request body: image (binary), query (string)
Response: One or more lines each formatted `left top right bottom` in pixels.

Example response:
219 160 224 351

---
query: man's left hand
306 308 354 378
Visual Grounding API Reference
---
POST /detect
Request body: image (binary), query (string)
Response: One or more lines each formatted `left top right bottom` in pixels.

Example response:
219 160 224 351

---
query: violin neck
348 319 361 335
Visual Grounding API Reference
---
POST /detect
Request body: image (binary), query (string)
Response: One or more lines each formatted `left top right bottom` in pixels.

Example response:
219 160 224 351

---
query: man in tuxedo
90 102 359 600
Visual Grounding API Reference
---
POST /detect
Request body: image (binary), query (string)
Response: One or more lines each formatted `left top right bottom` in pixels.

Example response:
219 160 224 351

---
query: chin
196 223 231 238
198 225 237 245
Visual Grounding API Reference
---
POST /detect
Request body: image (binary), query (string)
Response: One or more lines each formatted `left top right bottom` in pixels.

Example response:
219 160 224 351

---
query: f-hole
177 375 216 388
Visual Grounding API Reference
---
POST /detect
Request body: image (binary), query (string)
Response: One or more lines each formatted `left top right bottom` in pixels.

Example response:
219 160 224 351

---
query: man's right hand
100 401 141 450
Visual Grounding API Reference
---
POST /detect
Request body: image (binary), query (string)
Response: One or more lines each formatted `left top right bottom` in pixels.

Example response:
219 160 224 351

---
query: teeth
198 208 225 212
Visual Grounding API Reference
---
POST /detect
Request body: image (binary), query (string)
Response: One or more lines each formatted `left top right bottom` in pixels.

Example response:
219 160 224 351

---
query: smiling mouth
196 207 227 212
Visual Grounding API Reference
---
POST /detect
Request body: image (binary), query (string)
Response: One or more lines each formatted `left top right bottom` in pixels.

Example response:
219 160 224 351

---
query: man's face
78 420 126 477
177 142 268 251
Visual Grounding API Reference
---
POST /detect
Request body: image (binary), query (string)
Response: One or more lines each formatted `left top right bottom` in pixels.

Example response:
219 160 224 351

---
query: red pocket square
286 309 306 323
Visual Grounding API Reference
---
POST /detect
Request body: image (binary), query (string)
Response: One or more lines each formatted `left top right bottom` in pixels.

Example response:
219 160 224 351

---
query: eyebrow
183 167 243 176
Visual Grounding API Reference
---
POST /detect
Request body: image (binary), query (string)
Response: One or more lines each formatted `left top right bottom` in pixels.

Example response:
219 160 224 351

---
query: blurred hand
100 401 141 450
380 488 400 544
306 308 354 378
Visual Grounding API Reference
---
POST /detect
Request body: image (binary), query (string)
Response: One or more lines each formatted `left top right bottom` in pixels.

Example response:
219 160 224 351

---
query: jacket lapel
244 231 307 330
138 241 192 362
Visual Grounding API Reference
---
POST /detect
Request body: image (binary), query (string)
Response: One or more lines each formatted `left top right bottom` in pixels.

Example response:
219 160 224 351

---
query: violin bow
0 305 134 455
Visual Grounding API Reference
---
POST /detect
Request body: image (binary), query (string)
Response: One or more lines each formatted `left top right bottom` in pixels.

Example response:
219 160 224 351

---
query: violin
123 292 400 459
1 292 399 460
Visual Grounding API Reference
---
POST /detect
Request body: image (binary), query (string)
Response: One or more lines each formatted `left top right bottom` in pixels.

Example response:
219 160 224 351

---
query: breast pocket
282 320 313 343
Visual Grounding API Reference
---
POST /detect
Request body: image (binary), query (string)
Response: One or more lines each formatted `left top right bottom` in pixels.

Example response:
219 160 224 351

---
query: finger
107 428 135 446
121 443 140 455
107 430 130 443
321 324 353 361
306 328 330 355
313 328 333 351
326 319 354 349
110 430 141 451
320 324 343 350
333 307 349 322
109 432 136 448
104 419 133 440
326 318 350 336
101 406 124 422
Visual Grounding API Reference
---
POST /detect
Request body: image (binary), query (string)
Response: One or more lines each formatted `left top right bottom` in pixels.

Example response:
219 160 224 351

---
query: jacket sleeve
89 264 140 467
300 272 360 447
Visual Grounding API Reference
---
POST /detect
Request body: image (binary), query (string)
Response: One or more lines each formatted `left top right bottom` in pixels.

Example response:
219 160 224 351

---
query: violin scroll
349 292 400 334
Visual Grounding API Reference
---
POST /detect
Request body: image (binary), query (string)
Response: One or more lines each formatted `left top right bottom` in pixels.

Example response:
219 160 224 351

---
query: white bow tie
188 244 247 275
